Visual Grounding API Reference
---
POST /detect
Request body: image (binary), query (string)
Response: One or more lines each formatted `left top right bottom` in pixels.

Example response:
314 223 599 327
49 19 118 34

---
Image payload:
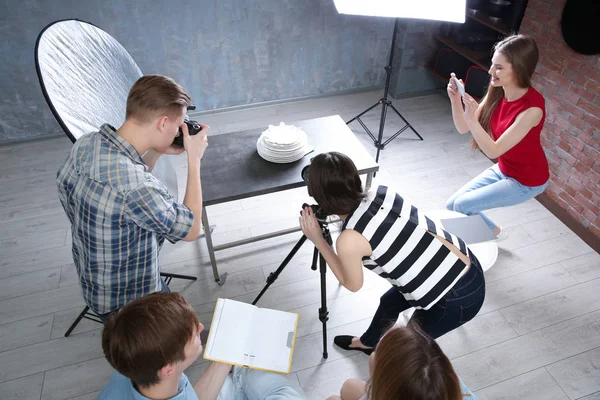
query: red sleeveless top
490 87 550 186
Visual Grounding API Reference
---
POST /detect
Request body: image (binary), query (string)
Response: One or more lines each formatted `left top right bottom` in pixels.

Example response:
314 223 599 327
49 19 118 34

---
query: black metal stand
252 204 332 359
64 272 196 337
346 18 423 165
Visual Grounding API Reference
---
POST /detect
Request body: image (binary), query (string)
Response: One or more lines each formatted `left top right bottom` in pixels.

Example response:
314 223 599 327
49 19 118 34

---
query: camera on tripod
300 160 329 223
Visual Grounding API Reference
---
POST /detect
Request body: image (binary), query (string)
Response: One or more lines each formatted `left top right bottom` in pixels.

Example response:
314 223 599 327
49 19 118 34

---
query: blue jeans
446 164 549 230
218 367 306 400
360 254 486 346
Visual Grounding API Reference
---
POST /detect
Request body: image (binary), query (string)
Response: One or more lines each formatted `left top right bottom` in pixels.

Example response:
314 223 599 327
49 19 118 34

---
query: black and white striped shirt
342 185 472 310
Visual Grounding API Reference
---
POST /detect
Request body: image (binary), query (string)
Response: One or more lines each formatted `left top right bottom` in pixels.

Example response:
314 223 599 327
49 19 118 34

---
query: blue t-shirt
97 371 198 400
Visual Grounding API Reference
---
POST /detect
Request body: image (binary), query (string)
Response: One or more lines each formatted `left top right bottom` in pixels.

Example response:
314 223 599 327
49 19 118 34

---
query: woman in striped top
299 152 486 353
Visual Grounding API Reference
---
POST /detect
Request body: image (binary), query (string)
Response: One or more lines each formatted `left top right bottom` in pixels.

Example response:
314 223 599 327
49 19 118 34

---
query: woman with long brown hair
446 34 549 241
327 326 477 400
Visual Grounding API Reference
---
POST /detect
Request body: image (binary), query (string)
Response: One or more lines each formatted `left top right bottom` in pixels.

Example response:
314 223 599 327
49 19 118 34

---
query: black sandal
334 335 374 355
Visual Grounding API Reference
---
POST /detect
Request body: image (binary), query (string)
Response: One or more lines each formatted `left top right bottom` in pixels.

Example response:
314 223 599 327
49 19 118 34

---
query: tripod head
301 203 329 224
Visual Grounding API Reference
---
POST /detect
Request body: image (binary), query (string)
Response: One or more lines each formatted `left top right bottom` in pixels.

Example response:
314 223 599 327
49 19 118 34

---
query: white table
424 209 498 272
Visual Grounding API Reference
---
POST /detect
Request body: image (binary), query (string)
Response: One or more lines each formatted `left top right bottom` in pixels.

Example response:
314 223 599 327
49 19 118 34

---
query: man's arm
193 362 232 400
181 123 210 241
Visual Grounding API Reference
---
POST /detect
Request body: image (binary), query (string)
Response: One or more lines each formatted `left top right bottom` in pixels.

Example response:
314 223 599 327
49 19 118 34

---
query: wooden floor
1 90 599 400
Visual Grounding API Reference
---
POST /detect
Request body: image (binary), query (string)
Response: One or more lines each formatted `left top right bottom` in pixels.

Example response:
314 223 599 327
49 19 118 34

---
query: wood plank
521 215 575 243
451 309 600 391
500 278 600 335
0 314 53 352
296 353 369 400
546 347 600 399
480 263 578 315
0 373 44 400
560 252 600 284
58 264 79 288
0 212 69 241
0 329 103 383
477 368 568 400
0 201 63 224
0 229 67 258
484 234 593 283
50 307 102 340
41 357 113 400
291 289 383 338
0 285 85 325
0 267 61 300
291 318 372 373
0 245 73 279
437 311 518 360
578 392 600 400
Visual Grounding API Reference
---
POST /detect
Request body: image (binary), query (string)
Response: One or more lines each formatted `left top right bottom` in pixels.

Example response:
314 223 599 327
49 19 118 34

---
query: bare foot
350 337 373 350
492 226 501 235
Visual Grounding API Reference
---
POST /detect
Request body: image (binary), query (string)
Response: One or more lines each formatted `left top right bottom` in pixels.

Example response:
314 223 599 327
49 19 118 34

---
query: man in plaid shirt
57 75 208 318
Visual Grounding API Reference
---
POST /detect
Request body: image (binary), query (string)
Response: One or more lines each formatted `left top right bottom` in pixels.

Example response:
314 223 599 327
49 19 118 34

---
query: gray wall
0 0 442 144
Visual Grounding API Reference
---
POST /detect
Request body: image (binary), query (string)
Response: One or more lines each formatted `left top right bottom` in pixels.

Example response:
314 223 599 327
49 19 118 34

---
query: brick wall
518 0 600 243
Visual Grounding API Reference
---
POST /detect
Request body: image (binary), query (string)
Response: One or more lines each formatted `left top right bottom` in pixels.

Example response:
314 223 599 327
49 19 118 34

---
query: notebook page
243 307 299 373
204 299 255 365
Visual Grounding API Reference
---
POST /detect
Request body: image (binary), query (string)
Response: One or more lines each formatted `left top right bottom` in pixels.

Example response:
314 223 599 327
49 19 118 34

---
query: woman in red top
446 35 550 240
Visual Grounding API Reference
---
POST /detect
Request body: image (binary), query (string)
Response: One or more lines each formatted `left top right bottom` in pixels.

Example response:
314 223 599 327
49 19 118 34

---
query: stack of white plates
256 123 312 163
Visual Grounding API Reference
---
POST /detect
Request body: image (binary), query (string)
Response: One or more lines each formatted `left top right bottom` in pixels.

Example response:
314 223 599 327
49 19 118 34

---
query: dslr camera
173 117 203 147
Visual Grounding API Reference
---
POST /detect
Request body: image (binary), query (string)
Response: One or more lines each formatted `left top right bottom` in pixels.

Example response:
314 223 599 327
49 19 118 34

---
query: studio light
334 0 467 165
333 0 466 23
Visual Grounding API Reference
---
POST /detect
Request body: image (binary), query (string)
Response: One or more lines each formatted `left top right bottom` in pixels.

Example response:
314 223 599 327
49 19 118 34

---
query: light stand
346 18 423 165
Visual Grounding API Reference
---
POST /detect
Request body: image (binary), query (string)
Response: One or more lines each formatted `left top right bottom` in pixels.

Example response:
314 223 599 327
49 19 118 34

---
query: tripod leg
345 101 381 125
252 235 309 305
388 103 423 141
318 251 329 359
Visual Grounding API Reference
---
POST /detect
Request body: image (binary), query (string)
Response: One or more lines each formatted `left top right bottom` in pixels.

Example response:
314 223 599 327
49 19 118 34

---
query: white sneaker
495 227 508 241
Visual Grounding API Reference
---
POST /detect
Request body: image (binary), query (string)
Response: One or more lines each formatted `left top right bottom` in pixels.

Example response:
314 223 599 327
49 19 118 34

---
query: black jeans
96 278 171 324
360 254 486 347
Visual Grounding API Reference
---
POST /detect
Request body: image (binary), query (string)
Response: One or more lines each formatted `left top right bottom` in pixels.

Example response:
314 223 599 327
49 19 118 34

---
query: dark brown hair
369 326 463 400
474 34 539 149
102 292 199 387
307 151 365 216
126 75 191 123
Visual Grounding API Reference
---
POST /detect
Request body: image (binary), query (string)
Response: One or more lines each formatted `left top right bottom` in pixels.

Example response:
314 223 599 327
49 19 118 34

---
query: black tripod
252 204 332 359
346 18 423 165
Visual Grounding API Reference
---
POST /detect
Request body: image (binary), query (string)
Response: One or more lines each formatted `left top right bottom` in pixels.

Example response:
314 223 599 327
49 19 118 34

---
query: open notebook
203 298 300 374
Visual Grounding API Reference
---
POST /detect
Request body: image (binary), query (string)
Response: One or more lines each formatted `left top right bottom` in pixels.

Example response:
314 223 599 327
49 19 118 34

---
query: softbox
34 19 178 198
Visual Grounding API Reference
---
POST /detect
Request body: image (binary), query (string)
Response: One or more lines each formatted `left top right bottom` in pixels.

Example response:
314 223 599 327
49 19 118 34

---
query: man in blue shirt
98 292 305 400
57 75 208 318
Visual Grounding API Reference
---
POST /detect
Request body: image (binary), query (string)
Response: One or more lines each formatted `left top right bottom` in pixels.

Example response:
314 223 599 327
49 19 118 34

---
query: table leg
201 206 227 285
366 172 374 190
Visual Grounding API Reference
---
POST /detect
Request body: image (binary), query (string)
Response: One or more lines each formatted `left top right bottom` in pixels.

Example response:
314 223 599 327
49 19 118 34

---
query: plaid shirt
57 124 193 315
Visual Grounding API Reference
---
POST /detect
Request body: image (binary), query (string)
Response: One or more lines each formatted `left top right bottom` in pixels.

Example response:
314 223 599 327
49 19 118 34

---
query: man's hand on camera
182 122 210 161
299 206 325 246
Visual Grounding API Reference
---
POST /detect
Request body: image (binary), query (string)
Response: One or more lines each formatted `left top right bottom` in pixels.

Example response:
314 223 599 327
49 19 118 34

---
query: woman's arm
463 94 543 159
299 208 369 292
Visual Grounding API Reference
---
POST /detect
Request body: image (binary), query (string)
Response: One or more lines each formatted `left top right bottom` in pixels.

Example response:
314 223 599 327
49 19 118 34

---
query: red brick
575 160 590 174
566 205 583 221
580 187 594 199
570 85 597 103
584 79 600 93
568 114 593 133
570 136 586 152
555 116 571 132
547 70 573 88
557 138 571 153
564 57 583 72
581 112 600 130
563 69 588 87
582 65 600 84
578 98 600 119
582 145 600 164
